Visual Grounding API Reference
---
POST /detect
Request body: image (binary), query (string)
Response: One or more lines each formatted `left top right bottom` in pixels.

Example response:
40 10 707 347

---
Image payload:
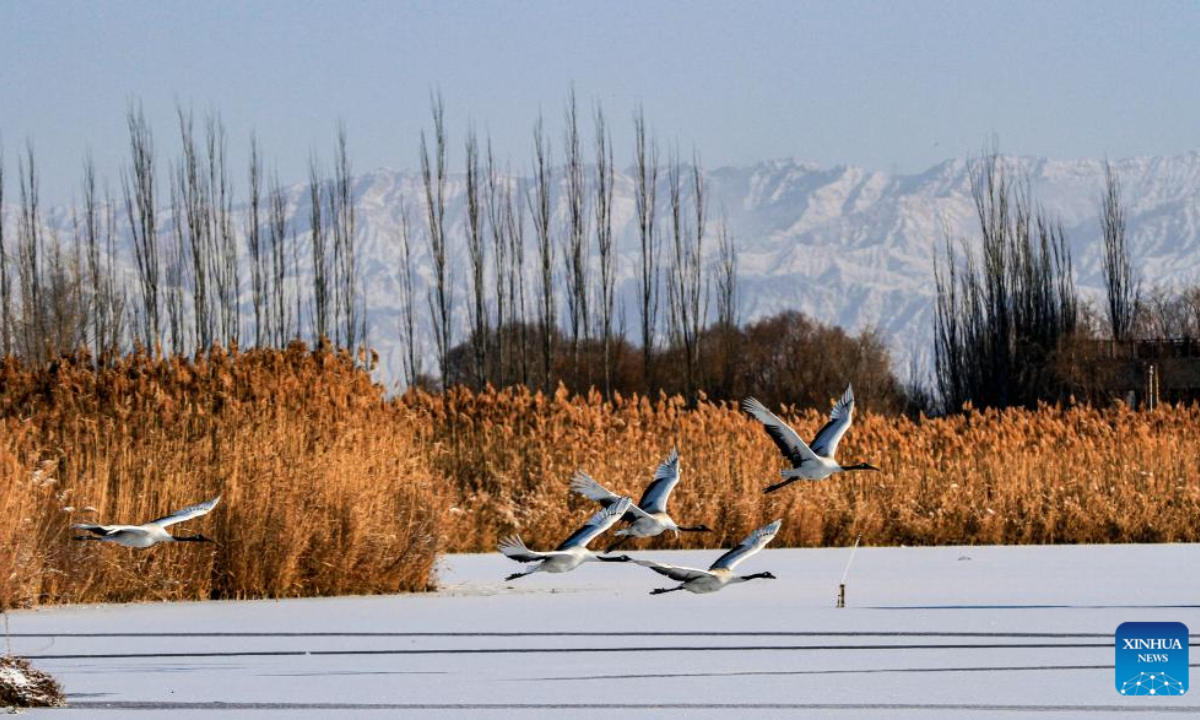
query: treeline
1 92 911 416
19 99 1192 417
934 147 1200 411
403 92 746 407
402 93 909 412
441 310 910 414
0 106 361 367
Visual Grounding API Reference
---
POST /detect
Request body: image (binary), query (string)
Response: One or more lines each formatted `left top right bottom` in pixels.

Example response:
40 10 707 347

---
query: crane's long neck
596 553 632 563
738 572 774 582
840 462 878 472
171 534 208 542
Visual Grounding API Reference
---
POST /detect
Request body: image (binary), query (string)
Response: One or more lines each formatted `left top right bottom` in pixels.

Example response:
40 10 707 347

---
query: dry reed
0 343 443 610
407 386 1200 554
5 353 1198 610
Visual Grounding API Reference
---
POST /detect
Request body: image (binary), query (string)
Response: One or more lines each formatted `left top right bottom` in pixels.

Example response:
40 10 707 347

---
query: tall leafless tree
81 153 100 356
247 133 266 347
485 141 509 385
176 108 212 350
165 167 187 354
47 218 87 359
934 148 1079 410
464 126 487 388
421 92 452 388
267 171 290 345
714 213 738 329
17 141 44 359
1101 160 1137 342
81 153 121 359
0 143 9 357
667 151 707 404
14 142 89 362
308 154 330 343
714 212 738 393
291 218 303 343
397 202 421 388
123 103 160 351
562 90 590 379
529 115 555 391
593 103 616 396
633 106 660 391
205 115 238 347
330 123 361 352
506 169 529 386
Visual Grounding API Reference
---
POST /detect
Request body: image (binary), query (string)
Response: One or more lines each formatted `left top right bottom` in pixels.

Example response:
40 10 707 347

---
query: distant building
1075 339 1200 408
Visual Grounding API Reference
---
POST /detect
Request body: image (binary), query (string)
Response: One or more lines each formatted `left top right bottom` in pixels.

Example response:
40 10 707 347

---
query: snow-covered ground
7 544 1199 718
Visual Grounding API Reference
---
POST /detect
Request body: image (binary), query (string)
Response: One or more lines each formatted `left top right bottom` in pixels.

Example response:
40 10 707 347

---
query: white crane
743 385 879 493
72 496 221 549
498 496 634 581
635 519 782 595
570 449 712 552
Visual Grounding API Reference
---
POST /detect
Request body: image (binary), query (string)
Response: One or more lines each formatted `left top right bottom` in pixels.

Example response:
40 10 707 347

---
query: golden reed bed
3 346 1198 608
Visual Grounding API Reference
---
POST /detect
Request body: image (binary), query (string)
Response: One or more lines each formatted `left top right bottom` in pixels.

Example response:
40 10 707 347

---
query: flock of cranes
72 387 876 596
499 386 876 594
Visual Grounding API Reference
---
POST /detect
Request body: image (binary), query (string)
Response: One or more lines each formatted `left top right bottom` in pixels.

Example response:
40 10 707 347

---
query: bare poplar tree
291 221 303 342
90 181 125 357
308 154 330 342
18 142 44 359
934 147 1079 410
0 143 9 357
45 221 87 359
714 212 739 394
485 140 509 385
247 133 266 347
528 115 556 391
593 103 616 396
177 107 212 350
464 126 487 388
562 90 590 376
330 123 361 352
205 115 238 346
103 185 127 354
267 172 290 345
123 103 160 351
82 154 105 357
714 213 738 329
1101 160 1137 342
667 151 707 403
507 170 529 386
15 142 88 361
397 202 421 388
633 106 660 391
420 92 452 388
165 168 187 354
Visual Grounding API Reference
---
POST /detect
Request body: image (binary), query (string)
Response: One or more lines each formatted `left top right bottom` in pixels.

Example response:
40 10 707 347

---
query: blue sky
3 0 1199 201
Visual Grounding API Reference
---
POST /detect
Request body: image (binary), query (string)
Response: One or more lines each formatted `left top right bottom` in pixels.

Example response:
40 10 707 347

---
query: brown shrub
0 656 66 708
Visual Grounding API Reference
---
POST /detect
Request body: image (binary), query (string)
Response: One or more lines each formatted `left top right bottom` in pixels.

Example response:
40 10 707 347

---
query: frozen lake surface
7 544 1200 718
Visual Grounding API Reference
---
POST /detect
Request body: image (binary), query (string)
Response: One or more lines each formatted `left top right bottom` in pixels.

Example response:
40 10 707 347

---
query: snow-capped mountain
14 150 1200 387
